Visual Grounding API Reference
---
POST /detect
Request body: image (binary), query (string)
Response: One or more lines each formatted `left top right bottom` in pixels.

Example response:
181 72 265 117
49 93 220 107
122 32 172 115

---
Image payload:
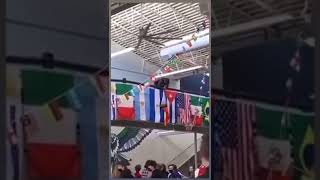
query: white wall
111 41 159 83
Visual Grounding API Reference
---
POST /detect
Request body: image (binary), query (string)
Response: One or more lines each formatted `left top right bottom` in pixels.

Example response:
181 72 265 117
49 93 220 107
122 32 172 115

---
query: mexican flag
116 83 135 120
202 98 209 127
255 106 314 180
190 96 205 126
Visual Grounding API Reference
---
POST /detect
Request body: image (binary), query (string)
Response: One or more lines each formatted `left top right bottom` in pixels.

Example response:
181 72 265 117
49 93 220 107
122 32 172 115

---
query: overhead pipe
160 29 209 60
160 14 294 61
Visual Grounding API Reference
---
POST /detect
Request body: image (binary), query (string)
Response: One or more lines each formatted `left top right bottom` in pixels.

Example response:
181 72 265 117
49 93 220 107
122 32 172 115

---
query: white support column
194 132 198 169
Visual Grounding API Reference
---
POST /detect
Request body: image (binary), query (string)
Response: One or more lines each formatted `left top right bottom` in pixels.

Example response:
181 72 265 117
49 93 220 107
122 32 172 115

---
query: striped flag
111 82 117 120
176 93 191 125
144 88 161 122
165 90 178 124
134 86 147 121
215 99 256 180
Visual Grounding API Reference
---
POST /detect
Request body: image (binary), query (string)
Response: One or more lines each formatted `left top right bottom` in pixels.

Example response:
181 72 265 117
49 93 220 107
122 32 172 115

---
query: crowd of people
114 160 203 179
112 135 209 179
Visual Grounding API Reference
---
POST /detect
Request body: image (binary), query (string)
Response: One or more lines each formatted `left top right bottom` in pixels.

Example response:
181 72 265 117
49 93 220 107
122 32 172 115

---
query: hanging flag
176 93 191 125
134 86 148 121
144 88 161 123
202 99 210 126
289 49 301 72
256 136 291 173
186 41 192 47
65 88 82 111
190 96 204 126
215 99 256 180
165 90 178 124
111 82 117 121
116 83 135 120
299 126 314 177
21 113 39 136
256 106 314 180
48 100 63 121
159 89 167 124
192 34 198 41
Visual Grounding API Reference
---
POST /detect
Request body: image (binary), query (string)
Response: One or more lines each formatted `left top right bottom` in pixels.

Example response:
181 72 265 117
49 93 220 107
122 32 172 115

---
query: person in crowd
168 164 182 178
141 160 151 178
120 168 134 178
134 164 142 178
188 166 195 178
195 134 209 178
159 163 169 177
146 160 166 178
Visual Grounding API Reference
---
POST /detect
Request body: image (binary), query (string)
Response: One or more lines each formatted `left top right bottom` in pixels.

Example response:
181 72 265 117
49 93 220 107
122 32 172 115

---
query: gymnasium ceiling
111 3 210 69
111 0 311 65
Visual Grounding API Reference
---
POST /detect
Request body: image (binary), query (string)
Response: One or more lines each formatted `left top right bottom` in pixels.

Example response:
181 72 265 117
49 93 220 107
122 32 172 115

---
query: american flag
176 93 191 125
214 99 256 180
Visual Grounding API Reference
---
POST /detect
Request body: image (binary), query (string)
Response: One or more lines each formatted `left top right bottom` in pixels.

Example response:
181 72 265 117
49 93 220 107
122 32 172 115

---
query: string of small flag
21 64 108 132
119 55 183 101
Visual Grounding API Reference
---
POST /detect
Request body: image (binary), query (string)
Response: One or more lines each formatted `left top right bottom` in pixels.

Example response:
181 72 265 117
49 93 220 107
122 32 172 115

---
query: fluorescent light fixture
157 130 175 135
213 14 293 38
154 65 203 79
163 29 209 47
111 47 134 58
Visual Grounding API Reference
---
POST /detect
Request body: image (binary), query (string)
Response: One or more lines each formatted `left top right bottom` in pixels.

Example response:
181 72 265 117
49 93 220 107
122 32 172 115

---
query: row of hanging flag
111 82 210 127
22 75 108 135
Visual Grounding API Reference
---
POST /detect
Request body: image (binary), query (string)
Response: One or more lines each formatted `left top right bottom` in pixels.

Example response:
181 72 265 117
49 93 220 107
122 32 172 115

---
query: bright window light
111 47 134 58
154 66 203 79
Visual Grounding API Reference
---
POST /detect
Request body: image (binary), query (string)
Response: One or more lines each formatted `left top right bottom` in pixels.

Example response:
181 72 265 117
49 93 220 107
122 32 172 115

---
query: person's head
200 134 209 163
159 164 167 172
168 164 177 173
120 168 133 178
135 164 141 172
146 160 157 172
189 166 194 172
144 160 151 169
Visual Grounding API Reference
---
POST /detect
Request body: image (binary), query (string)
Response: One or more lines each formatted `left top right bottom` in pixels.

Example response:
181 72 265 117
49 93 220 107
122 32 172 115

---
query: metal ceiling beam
166 4 198 31
248 0 274 13
111 3 138 16
111 3 138 15
111 0 204 3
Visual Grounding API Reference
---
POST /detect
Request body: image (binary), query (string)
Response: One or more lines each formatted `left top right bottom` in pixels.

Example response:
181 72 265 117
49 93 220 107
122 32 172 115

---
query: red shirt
135 171 142 178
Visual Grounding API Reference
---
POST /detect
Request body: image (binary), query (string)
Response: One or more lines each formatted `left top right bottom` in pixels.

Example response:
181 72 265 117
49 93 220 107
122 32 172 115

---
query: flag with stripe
144 88 161 122
215 99 256 180
134 86 147 121
165 90 178 124
176 93 191 125
190 96 204 126
111 82 117 120
159 89 168 124
116 83 135 120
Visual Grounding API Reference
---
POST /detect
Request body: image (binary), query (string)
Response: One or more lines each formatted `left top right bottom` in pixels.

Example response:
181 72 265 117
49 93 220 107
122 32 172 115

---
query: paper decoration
186 41 192 47
192 34 198 41
65 89 82 111
150 76 156 82
290 50 301 72
48 101 63 121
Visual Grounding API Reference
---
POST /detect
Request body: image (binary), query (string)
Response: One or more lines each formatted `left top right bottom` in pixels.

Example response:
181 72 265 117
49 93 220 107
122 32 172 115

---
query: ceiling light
111 47 134 58
213 14 294 38
154 66 203 79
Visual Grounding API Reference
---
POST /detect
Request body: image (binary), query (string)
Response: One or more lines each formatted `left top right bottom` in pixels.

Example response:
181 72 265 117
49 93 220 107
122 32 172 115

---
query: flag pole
194 132 198 171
